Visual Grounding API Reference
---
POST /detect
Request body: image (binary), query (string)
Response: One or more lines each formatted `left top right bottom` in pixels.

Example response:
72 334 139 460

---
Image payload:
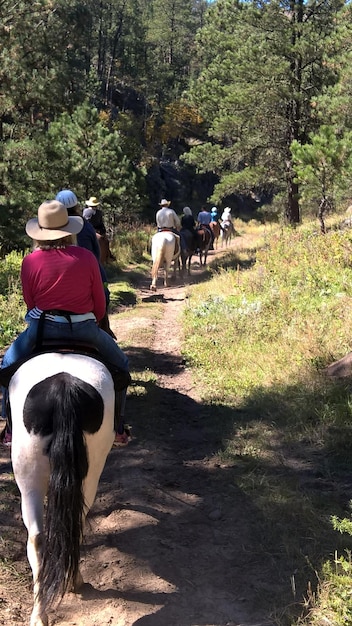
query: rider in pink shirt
21 246 105 321
1 200 130 447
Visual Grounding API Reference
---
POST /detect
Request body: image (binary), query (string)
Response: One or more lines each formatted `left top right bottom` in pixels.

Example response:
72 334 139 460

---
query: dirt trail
0 240 285 626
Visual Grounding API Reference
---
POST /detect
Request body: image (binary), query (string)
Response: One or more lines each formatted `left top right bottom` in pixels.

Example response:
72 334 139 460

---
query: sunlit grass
109 223 153 268
0 252 26 349
182 217 352 625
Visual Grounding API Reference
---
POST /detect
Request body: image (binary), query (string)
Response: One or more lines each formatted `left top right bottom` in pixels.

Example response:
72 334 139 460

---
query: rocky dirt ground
0 239 301 626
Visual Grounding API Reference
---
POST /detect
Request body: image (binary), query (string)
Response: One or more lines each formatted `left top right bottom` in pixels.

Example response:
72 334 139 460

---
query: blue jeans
1 316 129 418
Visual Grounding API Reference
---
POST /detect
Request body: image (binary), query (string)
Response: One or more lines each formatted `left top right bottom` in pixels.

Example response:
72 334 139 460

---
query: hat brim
86 200 100 207
25 216 84 241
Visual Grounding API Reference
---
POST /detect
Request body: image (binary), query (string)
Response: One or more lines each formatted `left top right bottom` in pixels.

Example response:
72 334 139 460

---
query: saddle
0 340 131 392
197 225 211 241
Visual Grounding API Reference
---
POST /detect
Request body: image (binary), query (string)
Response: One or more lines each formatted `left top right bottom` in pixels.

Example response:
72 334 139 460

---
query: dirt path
0 240 283 626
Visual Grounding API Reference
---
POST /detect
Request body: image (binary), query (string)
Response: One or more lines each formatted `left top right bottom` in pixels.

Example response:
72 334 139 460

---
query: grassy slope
181 217 352 625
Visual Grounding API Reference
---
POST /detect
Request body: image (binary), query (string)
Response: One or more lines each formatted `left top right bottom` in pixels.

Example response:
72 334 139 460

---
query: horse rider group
83 196 116 261
1 190 130 449
155 199 233 252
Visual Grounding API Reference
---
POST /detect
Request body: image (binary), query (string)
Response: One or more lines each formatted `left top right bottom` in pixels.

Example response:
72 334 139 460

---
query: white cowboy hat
86 196 100 207
159 199 171 207
26 200 83 241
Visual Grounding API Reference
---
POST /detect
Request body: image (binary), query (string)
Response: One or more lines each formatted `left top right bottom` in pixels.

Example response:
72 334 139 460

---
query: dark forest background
2 0 352 250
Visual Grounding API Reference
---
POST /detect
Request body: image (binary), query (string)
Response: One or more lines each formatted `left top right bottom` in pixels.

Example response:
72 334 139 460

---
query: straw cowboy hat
85 196 100 207
25 200 83 241
159 199 171 207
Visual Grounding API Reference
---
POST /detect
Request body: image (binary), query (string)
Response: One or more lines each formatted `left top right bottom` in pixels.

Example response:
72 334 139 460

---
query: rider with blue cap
210 206 219 222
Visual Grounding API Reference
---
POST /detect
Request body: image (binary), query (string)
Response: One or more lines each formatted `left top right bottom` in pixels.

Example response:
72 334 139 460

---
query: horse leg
107 241 116 262
12 440 50 626
163 260 170 287
28 534 48 626
172 255 180 283
150 242 165 291
151 260 160 290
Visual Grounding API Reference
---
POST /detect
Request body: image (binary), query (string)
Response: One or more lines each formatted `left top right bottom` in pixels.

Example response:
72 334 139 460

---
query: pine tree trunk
285 175 300 225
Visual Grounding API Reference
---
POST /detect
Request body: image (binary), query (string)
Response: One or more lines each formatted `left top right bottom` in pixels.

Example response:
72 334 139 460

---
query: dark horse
180 228 197 276
196 226 212 266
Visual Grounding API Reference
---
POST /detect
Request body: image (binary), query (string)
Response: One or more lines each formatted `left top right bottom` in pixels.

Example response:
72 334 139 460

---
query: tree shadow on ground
78 345 352 626
1 351 352 624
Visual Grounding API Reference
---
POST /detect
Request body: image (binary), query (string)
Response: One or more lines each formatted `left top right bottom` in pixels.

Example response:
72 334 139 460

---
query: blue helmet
55 189 78 209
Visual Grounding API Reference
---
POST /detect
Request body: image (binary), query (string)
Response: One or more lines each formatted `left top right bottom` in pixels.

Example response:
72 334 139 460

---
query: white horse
6 352 116 626
221 220 235 247
150 230 180 290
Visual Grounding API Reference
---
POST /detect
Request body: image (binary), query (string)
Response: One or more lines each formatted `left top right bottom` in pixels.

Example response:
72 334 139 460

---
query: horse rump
27 372 104 607
9 353 115 625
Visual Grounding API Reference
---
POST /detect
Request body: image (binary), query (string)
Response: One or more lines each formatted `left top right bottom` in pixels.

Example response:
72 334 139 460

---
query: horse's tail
151 244 164 281
38 373 89 609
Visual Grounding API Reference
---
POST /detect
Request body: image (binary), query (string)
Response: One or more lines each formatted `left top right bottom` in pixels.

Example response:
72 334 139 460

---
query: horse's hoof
71 569 84 592
150 285 157 291
30 611 49 626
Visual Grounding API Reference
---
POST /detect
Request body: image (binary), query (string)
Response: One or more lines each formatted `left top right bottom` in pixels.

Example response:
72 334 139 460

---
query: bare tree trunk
318 198 326 234
285 0 304 225
286 175 300 225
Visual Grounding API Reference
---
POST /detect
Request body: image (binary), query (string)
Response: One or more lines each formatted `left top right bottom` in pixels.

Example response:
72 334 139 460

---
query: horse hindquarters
10 355 114 626
221 221 235 247
180 230 195 276
151 232 178 290
196 227 211 265
210 222 220 248
151 244 165 290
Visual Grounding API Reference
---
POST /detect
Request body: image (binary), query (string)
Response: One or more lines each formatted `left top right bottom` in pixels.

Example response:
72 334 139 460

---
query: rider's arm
90 258 107 321
21 255 35 310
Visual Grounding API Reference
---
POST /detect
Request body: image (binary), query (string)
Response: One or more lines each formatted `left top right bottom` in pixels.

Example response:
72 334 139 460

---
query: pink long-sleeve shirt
21 246 106 322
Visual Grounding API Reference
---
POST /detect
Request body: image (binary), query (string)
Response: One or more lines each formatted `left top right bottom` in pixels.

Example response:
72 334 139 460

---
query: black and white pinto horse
150 230 180 290
8 352 115 626
221 220 235 247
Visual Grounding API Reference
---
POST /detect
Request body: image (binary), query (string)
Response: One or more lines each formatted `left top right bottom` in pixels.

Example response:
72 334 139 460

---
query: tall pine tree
183 0 345 223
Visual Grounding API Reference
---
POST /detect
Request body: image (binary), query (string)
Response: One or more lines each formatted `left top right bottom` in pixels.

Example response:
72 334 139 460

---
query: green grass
181 218 352 625
0 251 26 349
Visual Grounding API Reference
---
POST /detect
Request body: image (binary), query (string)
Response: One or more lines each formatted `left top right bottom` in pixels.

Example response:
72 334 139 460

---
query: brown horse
97 233 116 266
210 221 221 248
196 226 212 266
